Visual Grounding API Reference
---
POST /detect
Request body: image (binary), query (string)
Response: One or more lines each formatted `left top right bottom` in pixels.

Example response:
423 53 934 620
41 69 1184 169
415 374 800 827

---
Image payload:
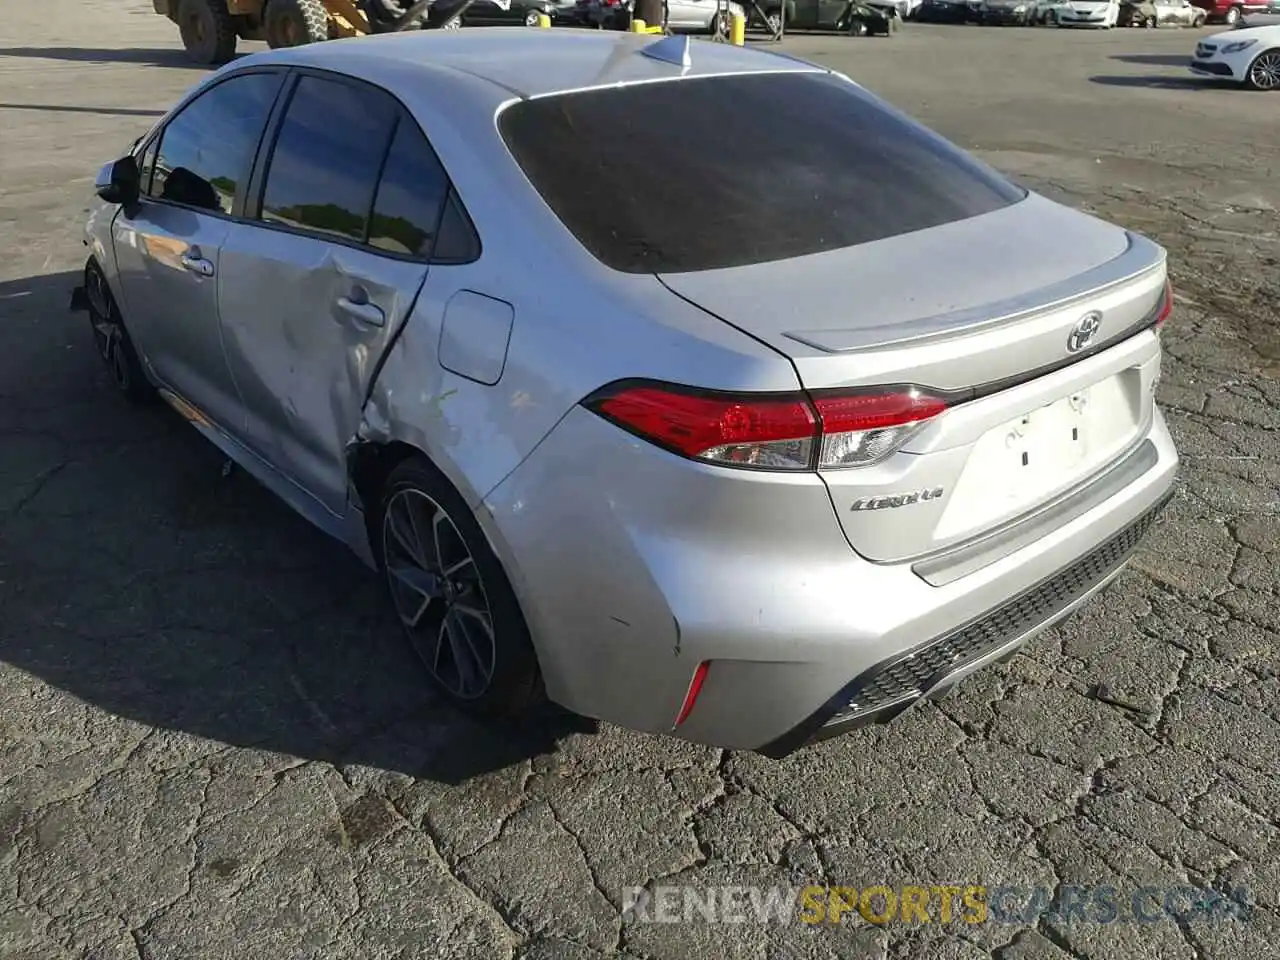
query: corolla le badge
850 487 944 512
1067 311 1102 353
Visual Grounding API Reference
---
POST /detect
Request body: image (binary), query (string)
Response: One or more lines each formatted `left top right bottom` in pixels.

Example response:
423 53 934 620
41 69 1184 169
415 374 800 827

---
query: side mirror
95 155 140 207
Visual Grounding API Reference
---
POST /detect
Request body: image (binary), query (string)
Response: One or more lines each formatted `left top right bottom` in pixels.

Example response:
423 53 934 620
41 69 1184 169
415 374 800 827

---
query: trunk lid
659 194 1169 563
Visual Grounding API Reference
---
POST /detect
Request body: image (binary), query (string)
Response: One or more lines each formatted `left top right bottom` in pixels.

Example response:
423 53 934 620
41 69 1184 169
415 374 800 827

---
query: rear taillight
1155 278 1173 328
584 380 949 471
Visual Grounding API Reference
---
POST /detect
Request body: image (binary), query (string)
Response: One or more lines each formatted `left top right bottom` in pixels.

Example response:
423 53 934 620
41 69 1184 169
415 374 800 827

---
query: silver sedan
75 29 1178 757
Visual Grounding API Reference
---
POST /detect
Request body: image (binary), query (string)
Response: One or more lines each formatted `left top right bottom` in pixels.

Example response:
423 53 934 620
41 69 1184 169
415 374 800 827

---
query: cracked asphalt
2 3 1279 959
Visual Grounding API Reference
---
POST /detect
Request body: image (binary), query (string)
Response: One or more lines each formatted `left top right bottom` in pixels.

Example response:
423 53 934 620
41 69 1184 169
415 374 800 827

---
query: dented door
217 228 427 515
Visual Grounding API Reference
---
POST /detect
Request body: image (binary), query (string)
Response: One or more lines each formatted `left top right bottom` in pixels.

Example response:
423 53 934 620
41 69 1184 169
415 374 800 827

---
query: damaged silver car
75 30 1178 757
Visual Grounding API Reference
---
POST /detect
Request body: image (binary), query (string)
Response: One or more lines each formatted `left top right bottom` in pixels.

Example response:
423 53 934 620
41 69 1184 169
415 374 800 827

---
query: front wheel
378 457 542 716
1245 49 1280 90
524 9 543 24
1224 4 1240 23
84 262 154 404
264 0 330 48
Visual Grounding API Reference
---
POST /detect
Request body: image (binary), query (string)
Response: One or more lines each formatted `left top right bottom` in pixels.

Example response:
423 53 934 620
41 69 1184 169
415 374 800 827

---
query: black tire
1244 48 1280 90
847 16 869 33
524 9 543 25
1224 4 1240 23
84 261 155 404
264 0 330 49
176 0 238 65
377 456 543 717
1145 14 1156 26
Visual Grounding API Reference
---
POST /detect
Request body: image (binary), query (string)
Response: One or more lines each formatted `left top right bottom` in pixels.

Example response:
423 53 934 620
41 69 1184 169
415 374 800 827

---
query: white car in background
1058 0 1120 23
1190 24 1280 87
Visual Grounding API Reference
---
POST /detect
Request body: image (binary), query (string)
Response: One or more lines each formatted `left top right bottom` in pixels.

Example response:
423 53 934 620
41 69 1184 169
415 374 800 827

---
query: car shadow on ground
0 270 597 787
0 46 215 68
1111 53 1196 66
0 102 166 118
1089 73 1226 89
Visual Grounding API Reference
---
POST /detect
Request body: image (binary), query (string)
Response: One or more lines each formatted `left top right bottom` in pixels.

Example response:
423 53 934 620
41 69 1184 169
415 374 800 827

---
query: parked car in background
1190 22 1280 84
427 0 559 26
1236 4 1280 23
1035 0 1073 20
1120 0 1207 24
578 0 744 30
978 0 1035 24
1190 0 1269 24
744 0 900 30
1057 0 1120 25
916 0 972 19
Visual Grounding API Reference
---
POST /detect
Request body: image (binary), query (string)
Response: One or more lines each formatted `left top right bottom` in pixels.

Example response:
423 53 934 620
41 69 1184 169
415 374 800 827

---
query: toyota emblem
1067 312 1102 353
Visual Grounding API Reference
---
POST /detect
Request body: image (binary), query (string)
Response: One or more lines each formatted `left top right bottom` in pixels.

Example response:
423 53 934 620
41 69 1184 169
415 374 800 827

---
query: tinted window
498 72 1026 274
150 72 281 215
433 189 481 263
260 76 397 243
368 118 450 258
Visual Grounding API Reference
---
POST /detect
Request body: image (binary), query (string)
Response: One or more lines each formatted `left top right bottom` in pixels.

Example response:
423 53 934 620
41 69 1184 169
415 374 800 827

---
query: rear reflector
1155 278 1173 328
674 661 710 728
585 380 949 471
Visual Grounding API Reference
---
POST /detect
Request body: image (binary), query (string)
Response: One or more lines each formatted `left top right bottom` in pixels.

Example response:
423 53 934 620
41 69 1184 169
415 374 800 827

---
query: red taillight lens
813 390 950 468
584 381 949 471
591 385 818 469
1155 279 1173 328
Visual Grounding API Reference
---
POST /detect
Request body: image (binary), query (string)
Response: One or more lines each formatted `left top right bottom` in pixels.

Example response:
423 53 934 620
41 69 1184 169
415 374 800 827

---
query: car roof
243 27 827 101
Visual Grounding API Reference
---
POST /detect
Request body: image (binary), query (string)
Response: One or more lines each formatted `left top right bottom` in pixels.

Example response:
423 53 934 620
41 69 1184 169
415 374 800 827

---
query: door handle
181 253 214 277
336 286 385 327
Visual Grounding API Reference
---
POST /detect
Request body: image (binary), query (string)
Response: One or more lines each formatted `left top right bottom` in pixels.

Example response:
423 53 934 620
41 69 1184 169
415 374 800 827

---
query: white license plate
935 372 1141 540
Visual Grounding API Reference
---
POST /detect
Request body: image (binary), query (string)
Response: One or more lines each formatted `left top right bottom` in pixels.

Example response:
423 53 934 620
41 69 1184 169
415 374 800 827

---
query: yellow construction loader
153 0 448 65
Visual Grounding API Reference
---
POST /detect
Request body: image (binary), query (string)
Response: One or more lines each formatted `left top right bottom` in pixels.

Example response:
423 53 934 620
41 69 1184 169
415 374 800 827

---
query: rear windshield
497 71 1026 274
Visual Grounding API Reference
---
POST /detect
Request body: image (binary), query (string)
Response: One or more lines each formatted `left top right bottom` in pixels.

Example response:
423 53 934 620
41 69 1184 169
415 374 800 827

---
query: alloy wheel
382 488 497 700
1249 50 1280 89
86 268 114 362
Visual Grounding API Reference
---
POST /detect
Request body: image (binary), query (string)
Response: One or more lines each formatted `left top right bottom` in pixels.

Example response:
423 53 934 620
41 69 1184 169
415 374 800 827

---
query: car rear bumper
480 399 1178 757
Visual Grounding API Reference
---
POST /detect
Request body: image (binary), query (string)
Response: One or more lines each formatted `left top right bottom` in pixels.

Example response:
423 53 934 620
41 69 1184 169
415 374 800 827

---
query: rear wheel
84 262 154 404
524 9 543 24
847 15 869 33
176 0 238 65
378 457 542 716
1245 49 1280 90
264 0 330 48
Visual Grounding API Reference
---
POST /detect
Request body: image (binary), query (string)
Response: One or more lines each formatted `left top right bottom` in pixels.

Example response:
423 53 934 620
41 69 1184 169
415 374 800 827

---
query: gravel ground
1 4 1278 959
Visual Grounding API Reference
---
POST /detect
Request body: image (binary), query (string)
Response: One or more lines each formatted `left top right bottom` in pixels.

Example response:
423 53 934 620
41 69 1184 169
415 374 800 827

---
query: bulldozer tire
264 0 331 49
177 0 238 65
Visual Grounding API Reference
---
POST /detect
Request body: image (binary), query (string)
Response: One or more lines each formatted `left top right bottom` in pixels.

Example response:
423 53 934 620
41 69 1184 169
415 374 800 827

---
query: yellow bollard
536 12 550 26
729 11 745 44
630 17 647 31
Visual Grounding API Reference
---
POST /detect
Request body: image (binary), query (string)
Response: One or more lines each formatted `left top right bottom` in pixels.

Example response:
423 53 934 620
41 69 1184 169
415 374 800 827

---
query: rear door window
497 71 1027 274
258 75 398 243
368 118 451 258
